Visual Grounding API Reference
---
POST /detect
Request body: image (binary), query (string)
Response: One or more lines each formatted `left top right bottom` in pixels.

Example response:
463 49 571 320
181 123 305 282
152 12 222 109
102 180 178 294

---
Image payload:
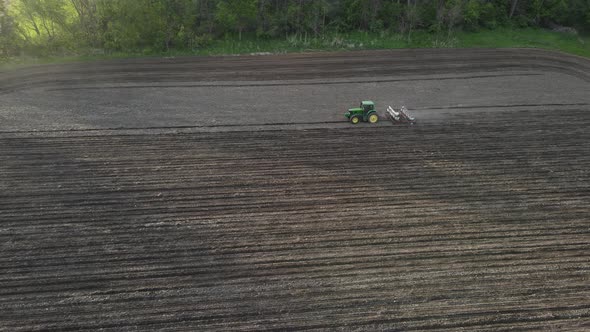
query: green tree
528 0 569 25
69 0 100 49
96 0 187 52
463 0 482 30
377 0 404 30
565 0 590 31
216 0 256 40
10 0 75 55
2 0 590 58
343 0 383 31
1 0 18 58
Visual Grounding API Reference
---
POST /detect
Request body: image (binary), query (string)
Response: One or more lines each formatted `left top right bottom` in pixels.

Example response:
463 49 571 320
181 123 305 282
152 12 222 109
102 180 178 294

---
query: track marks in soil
1 108 589 330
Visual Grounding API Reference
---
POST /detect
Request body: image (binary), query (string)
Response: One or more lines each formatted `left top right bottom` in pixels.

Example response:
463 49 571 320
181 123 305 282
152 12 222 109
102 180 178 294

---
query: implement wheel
350 116 360 124
368 114 379 124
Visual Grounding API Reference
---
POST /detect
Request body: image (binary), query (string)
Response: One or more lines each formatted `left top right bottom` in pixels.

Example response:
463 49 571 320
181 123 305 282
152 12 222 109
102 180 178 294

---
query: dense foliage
1 0 589 58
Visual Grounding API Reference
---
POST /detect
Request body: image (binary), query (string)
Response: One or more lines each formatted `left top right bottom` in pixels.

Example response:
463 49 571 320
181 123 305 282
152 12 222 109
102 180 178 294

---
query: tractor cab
361 101 375 113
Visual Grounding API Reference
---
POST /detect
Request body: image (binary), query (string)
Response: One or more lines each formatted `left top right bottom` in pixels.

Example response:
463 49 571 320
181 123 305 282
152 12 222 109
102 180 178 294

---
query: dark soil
1 49 589 331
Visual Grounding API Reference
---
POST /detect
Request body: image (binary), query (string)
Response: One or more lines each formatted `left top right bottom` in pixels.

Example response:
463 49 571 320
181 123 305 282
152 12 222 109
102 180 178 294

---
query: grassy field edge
1 28 588 70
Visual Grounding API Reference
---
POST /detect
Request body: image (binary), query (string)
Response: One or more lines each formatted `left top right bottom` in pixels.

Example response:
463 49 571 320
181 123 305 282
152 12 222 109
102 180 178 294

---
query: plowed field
1 49 589 331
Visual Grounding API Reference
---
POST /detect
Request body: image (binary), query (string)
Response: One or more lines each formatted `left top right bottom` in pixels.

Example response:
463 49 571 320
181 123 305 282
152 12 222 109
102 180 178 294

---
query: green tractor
344 101 379 124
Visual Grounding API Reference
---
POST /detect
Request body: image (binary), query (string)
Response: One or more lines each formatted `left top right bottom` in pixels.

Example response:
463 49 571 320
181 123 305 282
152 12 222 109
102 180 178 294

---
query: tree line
1 0 589 58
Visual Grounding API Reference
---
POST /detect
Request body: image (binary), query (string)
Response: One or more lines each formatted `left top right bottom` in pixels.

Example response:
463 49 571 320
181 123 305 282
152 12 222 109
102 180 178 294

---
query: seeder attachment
386 106 416 124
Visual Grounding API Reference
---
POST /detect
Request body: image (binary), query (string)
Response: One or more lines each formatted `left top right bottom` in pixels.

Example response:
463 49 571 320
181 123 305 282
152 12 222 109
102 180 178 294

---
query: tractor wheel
350 116 360 124
368 114 379 124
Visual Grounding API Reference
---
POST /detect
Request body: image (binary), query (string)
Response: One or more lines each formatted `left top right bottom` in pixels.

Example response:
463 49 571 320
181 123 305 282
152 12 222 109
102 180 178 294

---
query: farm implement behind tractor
386 105 416 124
